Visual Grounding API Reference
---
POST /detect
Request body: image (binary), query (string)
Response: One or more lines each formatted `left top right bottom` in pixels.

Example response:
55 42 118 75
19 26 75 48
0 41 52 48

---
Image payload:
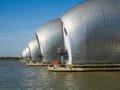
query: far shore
0 57 21 60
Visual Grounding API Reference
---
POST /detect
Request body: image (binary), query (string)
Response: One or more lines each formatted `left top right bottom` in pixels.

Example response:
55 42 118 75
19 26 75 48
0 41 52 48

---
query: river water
0 60 120 90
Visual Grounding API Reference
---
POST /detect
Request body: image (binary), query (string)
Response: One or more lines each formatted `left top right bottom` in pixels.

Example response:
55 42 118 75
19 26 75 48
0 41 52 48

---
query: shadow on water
0 60 120 90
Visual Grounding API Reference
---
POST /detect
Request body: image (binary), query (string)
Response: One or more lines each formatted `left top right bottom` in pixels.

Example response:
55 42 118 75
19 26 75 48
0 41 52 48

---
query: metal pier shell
61 0 120 64
28 39 41 61
36 19 63 63
22 50 26 59
24 47 31 60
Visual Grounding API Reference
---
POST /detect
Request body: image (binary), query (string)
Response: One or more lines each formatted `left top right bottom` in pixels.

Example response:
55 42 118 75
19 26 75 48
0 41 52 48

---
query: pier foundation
26 61 48 66
48 64 120 72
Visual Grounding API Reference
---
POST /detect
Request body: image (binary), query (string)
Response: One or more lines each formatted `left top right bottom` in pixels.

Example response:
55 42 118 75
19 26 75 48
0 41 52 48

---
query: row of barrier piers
21 60 120 72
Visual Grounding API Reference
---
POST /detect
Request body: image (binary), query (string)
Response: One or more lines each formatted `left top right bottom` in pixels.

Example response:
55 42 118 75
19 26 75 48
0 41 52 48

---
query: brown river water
0 60 120 90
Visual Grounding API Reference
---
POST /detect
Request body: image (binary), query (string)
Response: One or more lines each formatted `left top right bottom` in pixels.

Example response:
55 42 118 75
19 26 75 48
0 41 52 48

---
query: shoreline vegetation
0 57 21 60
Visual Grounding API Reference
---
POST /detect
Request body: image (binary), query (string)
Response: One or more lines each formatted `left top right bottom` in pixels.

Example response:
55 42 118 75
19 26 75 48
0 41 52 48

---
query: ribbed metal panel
25 47 31 60
22 51 25 59
61 0 120 64
22 51 23 58
36 18 63 63
23 50 27 60
22 50 26 59
28 39 41 61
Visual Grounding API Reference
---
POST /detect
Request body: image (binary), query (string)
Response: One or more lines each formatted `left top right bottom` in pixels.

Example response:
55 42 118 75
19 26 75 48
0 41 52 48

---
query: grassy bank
0 57 21 60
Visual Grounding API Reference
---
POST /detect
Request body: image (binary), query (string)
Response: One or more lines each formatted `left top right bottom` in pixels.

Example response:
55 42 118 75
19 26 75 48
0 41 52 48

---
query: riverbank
0 57 21 60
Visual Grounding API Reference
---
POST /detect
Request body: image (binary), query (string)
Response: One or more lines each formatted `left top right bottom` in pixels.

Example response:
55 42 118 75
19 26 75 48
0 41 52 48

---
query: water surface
0 60 120 90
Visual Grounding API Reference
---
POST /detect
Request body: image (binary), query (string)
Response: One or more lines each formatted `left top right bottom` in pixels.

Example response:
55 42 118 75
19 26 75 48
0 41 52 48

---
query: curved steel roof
36 18 63 63
28 39 41 61
24 47 31 60
22 50 26 59
61 0 120 64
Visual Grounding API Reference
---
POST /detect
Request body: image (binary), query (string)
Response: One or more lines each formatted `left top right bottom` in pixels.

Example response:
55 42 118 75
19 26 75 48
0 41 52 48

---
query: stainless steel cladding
22 50 26 59
25 47 31 60
61 0 120 64
36 18 63 63
28 39 41 61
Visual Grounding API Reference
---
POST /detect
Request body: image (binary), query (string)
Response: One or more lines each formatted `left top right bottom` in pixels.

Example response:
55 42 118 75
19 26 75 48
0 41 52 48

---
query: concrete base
26 61 48 66
48 64 120 72
20 59 27 64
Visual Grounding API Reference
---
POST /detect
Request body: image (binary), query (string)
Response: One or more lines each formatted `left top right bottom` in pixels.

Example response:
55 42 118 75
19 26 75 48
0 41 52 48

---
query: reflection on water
0 60 120 90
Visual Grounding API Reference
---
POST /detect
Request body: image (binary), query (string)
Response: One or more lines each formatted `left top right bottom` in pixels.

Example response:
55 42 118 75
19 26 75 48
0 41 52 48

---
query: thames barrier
22 0 120 72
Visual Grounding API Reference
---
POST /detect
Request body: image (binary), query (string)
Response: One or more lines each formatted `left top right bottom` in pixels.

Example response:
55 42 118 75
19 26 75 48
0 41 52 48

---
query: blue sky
0 0 85 57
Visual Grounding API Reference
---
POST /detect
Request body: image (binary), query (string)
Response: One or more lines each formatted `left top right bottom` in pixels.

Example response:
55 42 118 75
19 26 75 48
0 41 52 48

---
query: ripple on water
0 60 120 90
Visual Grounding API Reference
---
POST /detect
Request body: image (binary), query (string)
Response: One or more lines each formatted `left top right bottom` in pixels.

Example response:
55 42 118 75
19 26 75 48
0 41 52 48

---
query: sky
0 0 85 57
